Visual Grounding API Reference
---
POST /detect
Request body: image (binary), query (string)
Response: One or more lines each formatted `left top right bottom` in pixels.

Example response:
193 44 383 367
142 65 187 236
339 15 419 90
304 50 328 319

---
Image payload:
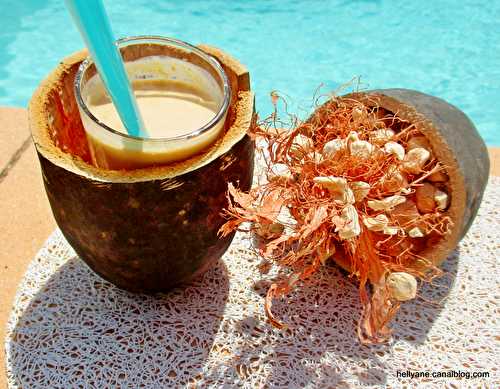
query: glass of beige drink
74 36 231 169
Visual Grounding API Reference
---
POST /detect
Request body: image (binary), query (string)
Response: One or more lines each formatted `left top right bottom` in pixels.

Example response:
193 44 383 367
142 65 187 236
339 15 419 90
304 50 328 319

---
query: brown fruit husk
30 44 255 292
220 88 489 343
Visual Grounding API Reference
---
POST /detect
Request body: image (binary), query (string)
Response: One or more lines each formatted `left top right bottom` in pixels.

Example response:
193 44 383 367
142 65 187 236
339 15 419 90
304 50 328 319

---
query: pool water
1 0 499 145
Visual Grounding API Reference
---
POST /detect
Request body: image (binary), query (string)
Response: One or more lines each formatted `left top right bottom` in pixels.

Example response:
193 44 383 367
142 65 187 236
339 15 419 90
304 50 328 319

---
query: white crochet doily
5 177 500 388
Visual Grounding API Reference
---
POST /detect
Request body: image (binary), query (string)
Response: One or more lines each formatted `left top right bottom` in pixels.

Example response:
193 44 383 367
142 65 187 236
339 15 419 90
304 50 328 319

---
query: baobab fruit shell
336 88 489 269
29 44 255 293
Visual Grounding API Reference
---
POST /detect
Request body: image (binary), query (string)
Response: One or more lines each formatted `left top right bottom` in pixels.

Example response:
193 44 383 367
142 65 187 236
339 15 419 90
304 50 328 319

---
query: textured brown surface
41 136 254 292
0 108 499 386
29 45 255 293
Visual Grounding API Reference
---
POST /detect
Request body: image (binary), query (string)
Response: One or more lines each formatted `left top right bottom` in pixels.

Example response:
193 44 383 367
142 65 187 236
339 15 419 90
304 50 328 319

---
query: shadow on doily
200 249 460 388
8 255 229 388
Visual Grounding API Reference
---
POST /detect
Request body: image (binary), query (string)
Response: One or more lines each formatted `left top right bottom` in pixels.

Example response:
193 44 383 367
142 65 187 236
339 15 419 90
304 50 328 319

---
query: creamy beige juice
89 79 218 138
80 56 226 170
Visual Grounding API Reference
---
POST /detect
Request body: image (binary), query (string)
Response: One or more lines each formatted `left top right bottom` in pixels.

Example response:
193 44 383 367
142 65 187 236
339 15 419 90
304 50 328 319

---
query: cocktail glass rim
74 35 231 143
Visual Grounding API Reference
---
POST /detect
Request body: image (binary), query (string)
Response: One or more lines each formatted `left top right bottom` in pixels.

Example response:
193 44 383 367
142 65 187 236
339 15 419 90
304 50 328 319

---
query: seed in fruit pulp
386 272 417 301
401 147 431 174
367 195 406 211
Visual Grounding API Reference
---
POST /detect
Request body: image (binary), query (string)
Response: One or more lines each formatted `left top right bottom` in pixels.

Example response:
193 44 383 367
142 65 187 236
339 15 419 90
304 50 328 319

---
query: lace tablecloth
5 177 500 388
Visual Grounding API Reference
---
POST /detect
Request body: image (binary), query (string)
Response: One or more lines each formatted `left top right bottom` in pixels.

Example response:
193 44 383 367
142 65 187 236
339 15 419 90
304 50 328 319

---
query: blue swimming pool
1 0 498 144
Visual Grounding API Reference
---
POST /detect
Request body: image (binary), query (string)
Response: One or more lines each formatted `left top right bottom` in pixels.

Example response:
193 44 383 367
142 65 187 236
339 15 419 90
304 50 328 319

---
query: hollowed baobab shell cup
29 44 255 293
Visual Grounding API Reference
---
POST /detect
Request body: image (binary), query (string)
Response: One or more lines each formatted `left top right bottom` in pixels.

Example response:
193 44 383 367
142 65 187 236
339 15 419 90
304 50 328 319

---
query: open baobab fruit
220 88 489 343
